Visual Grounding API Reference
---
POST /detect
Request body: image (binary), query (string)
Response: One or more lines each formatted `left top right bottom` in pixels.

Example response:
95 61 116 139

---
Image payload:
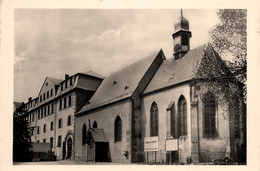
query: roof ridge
106 49 161 77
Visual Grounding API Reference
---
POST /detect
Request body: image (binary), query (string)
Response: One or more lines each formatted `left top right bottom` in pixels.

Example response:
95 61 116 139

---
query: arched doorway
67 137 72 159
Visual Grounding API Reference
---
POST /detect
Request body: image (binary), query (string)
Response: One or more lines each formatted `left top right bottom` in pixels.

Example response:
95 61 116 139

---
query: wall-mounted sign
144 136 158 152
165 139 178 151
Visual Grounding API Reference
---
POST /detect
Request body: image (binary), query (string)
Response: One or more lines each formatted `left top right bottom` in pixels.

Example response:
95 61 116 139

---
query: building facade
17 71 104 160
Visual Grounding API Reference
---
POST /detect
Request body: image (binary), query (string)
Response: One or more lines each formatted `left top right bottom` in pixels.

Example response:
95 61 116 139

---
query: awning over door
87 128 107 143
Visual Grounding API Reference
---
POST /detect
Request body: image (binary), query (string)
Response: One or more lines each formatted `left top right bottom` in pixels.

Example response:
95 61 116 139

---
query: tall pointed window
150 102 159 136
203 92 217 138
178 95 187 137
114 116 122 142
82 124 87 145
170 104 176 138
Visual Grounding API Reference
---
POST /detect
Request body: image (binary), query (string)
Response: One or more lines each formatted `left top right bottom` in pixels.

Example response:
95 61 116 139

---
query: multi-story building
18 71 104 160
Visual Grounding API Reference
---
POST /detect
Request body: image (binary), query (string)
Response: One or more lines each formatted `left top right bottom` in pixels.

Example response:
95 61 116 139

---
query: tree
13 107 32 162
193 9 246 163
210 9 247 102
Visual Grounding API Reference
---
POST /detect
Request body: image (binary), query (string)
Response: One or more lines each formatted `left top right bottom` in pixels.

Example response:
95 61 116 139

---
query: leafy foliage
210 9 247 102
193 9 247 137
13 108 32 162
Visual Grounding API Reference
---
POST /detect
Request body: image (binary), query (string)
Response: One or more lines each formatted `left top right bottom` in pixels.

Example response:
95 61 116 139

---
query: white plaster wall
75 99 132 163
142 83 191 163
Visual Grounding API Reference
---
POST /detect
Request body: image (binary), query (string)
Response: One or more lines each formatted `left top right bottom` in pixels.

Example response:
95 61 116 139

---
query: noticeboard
144 136 158 152
165 139 178 151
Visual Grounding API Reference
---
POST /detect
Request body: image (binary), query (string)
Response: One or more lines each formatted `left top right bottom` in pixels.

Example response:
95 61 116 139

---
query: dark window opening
37 126 40 134
170 104 176 138
51 103 54 113
68 95 72 106
59 99 62 110
82 124 87 145
93 121 97 128
150 102 159 137
64 97 67 108
68 115 71 126
43 124 47 133
181 34 189 46
203 92 217 138
114 116 122 142
178 95 187 137
50 121 54 131
58 136 62 147
58 119 62 128
50 137 53 148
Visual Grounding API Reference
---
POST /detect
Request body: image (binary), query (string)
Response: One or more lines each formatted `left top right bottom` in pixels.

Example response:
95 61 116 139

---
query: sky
14 9 219 102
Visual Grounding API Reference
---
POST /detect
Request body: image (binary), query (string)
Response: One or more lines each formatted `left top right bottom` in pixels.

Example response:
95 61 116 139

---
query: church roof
143 43 229 95
143 44 207 94
78 50 162 113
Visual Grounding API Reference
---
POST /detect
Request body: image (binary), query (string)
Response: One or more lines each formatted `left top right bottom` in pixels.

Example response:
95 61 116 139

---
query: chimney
65 74 69 80
28 97 32 102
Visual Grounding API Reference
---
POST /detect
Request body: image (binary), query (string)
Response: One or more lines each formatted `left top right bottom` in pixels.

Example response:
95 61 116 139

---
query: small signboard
165 139 178 151
144 136 158 152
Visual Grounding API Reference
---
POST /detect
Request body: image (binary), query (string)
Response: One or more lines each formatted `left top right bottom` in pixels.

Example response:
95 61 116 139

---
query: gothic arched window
178 95 187 137
114 116 122 142
150 102 159 136
82 124 87 145
203 92 217 138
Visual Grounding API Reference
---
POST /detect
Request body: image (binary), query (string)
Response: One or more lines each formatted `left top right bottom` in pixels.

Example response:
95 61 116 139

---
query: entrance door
67 137 72 159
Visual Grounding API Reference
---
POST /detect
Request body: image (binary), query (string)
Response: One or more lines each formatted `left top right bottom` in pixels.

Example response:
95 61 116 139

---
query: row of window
82 116 122 145
34 116 72 135
36 121 54 134
26 112 35 123
24 100 34 110
40 88 53 102
58 115 72 129
150 92 218 138
59 95 72 110
37 103 54 120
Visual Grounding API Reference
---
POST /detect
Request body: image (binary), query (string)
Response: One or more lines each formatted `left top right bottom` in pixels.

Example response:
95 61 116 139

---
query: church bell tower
172 9 192 60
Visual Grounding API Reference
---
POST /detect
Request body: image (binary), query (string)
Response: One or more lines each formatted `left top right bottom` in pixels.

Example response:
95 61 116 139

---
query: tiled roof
13 102 22 109
78 50 162 112
80 70 105 79
143 44 207 94
48 77 62 85
88 128 107 142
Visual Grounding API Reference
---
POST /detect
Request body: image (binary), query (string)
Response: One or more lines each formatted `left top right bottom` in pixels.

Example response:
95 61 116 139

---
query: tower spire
172 9 192 60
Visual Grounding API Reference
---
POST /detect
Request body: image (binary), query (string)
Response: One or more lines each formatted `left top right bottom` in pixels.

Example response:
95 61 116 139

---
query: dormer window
124 85 129 90
69 77 72 86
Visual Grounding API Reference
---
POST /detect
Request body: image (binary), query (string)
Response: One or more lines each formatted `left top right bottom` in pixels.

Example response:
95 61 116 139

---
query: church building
74 11 246 164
